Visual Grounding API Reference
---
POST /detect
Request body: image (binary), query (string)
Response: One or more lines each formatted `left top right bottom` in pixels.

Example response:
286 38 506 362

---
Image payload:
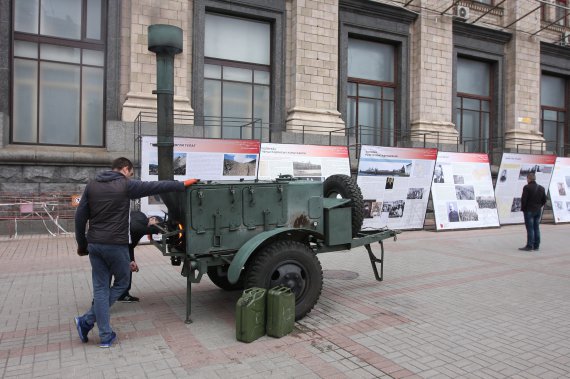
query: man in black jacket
519 172 547 251
74 157 197 347
117 211 163 303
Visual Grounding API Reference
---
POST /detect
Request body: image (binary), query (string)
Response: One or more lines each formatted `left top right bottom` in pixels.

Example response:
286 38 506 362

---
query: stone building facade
0 0 569 197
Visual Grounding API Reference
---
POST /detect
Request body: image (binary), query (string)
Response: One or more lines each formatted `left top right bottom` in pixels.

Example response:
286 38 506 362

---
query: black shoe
518 246 533 251
533 247 539 251
74 316 93 343
118 294 139 303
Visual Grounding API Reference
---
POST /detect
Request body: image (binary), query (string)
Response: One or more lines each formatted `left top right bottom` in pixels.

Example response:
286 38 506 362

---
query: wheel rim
269 262 307 298
326 191 342 199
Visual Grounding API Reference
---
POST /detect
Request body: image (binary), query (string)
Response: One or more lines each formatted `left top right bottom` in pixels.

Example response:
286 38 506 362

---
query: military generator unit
152 174 399 323
145 24 399 323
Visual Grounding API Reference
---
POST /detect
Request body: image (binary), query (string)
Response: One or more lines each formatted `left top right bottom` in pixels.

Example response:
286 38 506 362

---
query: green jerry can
236 287 267 343
266 286 295 338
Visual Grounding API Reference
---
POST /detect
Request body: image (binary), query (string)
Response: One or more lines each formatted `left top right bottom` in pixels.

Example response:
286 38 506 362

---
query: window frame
192 0 285 137
10 0 107 147
540 42 570 156
338 1 416 147
346 44 398 146
453 22 509 155
203 56 271 139
540 73 568 153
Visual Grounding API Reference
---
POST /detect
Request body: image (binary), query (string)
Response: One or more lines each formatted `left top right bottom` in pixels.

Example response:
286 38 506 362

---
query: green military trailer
145 24 399 323
152 174 399 323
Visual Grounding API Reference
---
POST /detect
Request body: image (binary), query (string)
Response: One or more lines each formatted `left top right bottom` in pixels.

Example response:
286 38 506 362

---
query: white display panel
257 143 350 181
495 153 555 225
356 146 437 230
550 157 570 223
140 136 260 215
432 152 499 231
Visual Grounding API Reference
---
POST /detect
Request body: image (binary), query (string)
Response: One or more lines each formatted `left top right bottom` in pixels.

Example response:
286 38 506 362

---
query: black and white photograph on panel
558 182 566 196
459 207 479 222
453 175 464 184
406 188 424 200
385 177 394 190
511 197 522 212
358 159 412 177
363 199 374 218
519 165 539 180
476 196 497 209
387 200 405 218
292 160 322 177
455 185 475 200
433 164 445 183
447 202 459 223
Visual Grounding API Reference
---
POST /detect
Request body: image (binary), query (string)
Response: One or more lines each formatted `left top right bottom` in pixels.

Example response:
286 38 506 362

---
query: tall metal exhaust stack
148 25 183 219
148 24 182 180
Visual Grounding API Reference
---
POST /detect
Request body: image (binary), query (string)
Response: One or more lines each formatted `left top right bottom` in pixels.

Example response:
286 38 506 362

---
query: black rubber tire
244 240 323 320
323 174 364 236
207 265 244 291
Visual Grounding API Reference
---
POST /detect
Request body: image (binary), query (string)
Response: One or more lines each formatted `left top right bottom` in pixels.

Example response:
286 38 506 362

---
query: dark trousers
523 210 541 249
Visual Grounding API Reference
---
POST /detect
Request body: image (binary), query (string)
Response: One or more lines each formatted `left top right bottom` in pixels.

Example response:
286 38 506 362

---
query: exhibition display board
257 143 350 181
356 145 437 230
550 157 570 223
495 153 555 225
140 136 261 215
432 152 499 231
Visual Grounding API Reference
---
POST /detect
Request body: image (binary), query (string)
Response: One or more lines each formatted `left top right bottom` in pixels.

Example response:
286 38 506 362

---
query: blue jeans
523 211 541 249
81 243 130 341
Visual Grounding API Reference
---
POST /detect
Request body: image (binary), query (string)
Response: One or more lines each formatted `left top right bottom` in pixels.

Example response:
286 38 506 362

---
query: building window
455 57 492 152
555 0 569 27
474 0 493 5
203 13 270 139
12 0 105 146
541 75 566 154
347 38 396 146
542 0 569 26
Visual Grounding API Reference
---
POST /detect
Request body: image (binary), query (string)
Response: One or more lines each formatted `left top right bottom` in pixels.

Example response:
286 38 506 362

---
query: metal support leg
185 274 193 324
365 241 384 281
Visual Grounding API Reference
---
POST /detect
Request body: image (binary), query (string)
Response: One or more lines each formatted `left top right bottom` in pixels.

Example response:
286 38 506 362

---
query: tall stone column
503 0 543 149
120 0 193 122
409 0 456 143
285 0 344 133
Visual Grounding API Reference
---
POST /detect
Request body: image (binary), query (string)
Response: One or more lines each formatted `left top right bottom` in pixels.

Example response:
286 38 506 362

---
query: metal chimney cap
148 24 183 54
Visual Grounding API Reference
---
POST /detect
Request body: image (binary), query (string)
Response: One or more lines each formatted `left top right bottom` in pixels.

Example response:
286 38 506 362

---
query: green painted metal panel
243 185 287 228
324 207 352 246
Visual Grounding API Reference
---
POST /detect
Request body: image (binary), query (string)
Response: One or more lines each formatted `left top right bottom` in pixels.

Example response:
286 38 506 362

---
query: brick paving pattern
1 224 569 378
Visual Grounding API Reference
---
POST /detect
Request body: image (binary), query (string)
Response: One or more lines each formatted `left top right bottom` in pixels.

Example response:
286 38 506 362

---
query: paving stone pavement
0 224 569 378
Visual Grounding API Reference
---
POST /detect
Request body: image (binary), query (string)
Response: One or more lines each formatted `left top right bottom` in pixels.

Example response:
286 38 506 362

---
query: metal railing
0 192 76 237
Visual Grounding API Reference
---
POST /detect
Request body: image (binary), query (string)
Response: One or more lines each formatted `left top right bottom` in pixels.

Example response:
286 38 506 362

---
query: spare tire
323 174 364 236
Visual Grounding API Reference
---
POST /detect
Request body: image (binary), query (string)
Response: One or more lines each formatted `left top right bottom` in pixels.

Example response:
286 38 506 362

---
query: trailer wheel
323 174 364 236
245 240 323 320
207 265 244 291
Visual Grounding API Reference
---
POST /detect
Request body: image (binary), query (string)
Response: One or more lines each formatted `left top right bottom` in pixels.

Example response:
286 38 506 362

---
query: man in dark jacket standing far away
74 157 197 347
519 172 547 252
